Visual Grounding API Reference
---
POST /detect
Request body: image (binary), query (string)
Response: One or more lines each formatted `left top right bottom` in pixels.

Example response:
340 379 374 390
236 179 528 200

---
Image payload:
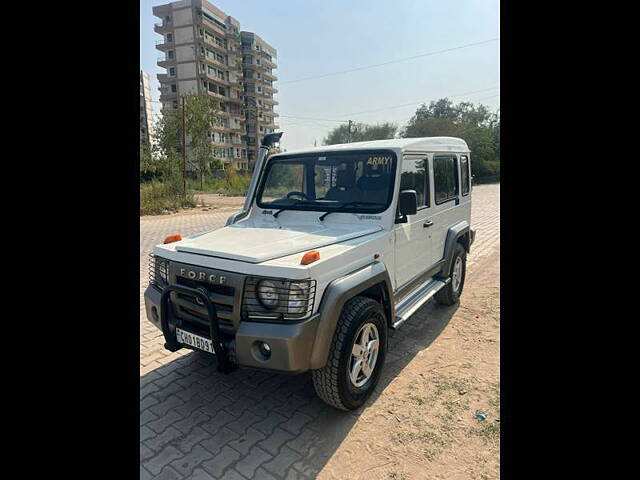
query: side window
433 155 459 204
460 155 470 196
400 156 427 207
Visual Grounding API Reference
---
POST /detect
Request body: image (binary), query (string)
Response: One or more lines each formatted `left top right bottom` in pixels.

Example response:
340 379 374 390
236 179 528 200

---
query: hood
174 222 382 263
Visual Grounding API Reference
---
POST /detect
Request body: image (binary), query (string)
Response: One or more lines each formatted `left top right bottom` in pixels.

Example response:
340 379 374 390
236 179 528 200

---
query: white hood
175 222 382 263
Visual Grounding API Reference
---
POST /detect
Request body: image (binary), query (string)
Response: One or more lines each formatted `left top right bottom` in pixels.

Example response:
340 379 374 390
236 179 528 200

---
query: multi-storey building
153 0 278 171
140 70 155 151
241 32 279 167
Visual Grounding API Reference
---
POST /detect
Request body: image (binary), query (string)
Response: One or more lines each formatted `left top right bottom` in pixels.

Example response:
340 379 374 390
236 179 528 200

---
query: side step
392 278 449 329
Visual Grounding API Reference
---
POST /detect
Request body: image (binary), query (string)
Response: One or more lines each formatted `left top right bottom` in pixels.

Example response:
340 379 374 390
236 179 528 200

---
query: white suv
145 133 475 410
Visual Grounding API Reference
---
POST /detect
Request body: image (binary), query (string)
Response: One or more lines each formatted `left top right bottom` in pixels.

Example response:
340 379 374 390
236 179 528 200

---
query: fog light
259 342 271 358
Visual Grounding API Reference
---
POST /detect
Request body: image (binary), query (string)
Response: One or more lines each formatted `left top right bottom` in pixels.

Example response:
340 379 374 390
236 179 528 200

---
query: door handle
423 220 434 228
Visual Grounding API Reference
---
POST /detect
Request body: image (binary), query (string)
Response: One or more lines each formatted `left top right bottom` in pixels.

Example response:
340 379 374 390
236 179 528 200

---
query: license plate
175 327 215 354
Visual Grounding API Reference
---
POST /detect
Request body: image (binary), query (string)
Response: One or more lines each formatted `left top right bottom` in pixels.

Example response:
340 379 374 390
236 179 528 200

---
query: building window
167 50 174 59
171 84 177 93
169 67 176 77
433 155 459 204
166 33 173 43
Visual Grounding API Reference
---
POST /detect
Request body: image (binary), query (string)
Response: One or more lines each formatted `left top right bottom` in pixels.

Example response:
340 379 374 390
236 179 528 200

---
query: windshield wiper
272 200 312 218
319 202 386 221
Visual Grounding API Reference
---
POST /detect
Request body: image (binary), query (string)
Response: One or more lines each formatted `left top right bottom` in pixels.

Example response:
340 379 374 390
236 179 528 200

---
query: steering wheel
286 191 308 200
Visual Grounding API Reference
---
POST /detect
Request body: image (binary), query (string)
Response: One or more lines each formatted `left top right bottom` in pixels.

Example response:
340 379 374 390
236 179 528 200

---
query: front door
394 154 434 289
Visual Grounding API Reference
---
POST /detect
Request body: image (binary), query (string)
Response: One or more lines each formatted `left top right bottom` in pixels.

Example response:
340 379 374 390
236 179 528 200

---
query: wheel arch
309 262 394 370
440 221 471 278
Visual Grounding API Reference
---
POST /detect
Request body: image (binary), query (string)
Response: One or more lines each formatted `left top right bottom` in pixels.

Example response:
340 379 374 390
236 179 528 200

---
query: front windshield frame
255 149 398 215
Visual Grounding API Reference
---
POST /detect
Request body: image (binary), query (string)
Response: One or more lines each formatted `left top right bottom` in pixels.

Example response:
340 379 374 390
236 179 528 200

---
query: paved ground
140 184 500 479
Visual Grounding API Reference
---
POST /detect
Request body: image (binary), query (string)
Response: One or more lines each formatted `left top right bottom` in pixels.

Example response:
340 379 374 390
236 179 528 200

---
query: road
140 184 500 479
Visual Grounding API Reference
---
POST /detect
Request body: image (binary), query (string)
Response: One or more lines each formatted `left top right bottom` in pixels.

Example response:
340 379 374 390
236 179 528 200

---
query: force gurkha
145 132 475 410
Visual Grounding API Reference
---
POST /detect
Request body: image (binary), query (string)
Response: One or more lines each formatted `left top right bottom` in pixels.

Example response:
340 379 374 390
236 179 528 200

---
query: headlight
257 280 279 309
244 277 316 320
149 254 169 289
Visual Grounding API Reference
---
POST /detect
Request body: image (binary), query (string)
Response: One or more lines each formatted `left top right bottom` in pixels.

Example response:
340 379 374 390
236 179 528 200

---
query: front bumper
144 285 320 374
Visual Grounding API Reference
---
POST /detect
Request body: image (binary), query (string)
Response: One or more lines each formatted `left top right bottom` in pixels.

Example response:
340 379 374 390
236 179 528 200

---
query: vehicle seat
325 169 361 203
357 172 390 204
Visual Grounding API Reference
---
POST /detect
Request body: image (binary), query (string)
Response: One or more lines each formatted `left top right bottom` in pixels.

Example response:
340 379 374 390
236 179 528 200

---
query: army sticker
367 156 391 166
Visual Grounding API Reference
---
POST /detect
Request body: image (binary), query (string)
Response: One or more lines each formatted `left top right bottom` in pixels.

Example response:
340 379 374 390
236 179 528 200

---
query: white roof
277 137 469 156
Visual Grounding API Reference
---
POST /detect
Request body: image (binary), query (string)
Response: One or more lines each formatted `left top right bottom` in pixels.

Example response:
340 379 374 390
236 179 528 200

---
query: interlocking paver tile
228 427 266 455
144 426 182 452
262 446 303 477
169 445 214 477
257 427 295 456
143 445 184 476
201 445 241 478
235 446 273 479
252 412 287 435
199 427 240 456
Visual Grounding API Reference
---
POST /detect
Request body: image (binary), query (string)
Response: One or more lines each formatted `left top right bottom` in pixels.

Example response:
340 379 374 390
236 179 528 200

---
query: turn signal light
300 250 320 265
163 234 182 244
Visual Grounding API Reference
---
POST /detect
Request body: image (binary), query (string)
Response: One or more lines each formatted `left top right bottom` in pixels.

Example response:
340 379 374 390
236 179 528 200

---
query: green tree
183 92 220 190
323 122 397 145
403 99 500 180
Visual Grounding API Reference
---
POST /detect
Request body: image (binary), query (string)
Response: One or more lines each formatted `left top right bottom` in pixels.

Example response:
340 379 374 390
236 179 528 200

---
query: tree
403 99 500 180
323 122 397 145
183 92 220 190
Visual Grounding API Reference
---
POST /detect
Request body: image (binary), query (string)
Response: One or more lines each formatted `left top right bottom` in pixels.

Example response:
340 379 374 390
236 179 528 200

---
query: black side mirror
396 190 418 223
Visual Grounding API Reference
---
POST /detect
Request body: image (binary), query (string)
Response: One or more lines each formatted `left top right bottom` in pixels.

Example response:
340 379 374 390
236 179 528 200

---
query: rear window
433 155 459 204
460 155 470 196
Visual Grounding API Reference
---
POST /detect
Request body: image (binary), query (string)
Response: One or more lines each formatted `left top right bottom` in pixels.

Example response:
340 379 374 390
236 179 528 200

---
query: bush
140 176 197 215
187 168 251 196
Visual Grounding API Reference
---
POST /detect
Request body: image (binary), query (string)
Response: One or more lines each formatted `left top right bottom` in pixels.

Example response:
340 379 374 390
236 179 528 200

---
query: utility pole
347 120 352 143
181 96 186 198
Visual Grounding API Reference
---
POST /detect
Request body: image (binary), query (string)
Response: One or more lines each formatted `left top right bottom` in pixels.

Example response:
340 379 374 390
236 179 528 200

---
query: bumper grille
168 261 245 332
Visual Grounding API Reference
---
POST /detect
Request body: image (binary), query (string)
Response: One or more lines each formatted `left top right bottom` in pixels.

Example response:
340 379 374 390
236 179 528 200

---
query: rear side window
433 155 459 204
460 155 470 196
400 156 428 207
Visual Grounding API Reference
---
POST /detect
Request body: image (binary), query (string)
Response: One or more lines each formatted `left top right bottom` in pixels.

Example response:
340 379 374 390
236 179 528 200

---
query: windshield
256 150 397 214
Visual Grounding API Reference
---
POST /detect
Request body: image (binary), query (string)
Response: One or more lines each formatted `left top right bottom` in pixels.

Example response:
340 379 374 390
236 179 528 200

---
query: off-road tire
312 296 388 411
435 242 467 306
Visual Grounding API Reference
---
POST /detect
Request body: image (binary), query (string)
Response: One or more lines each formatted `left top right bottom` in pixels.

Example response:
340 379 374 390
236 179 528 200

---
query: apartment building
153 0 279 171
140 70 155 151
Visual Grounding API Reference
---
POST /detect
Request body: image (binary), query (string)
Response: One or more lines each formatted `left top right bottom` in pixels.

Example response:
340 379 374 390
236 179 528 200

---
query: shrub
140 175 196 215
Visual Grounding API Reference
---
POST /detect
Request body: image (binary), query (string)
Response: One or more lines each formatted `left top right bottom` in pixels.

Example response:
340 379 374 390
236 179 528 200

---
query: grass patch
140 179 197 215
187 169 250 196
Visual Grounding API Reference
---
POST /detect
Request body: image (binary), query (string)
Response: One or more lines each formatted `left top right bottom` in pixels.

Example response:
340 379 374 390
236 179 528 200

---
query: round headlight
257 280 279 309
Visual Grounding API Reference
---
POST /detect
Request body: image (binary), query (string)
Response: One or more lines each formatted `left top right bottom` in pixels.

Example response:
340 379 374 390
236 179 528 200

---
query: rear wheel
435 242 467 306
312 296 388 411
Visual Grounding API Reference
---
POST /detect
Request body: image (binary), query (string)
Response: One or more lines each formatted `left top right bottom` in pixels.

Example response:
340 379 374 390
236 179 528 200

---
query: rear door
393 153 434 288
429 153 462 262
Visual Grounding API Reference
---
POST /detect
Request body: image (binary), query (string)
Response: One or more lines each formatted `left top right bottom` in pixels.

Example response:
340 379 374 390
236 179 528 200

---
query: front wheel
312 296 388 411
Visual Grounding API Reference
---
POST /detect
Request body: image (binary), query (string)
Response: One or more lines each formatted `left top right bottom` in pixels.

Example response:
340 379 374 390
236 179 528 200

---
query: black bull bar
159 285 235 373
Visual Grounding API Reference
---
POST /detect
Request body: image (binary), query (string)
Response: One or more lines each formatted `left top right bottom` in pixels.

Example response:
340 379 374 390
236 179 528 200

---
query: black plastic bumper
158 285 235 373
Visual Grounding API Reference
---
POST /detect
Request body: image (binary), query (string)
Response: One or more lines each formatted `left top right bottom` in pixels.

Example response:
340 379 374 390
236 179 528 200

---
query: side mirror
398 190 418 220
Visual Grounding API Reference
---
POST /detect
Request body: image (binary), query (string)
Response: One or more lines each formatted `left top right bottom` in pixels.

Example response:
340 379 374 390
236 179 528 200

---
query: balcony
154 21 172 34
201 70 230 87
200 34 228 54
155 39 173 51
157 56 175 68
200 16 227 37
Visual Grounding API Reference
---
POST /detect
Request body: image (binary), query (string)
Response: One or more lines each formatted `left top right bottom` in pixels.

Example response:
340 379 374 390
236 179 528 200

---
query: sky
140 0 500 151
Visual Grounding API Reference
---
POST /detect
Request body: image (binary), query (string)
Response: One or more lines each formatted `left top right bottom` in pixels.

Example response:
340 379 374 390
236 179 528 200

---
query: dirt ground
317 250 500 480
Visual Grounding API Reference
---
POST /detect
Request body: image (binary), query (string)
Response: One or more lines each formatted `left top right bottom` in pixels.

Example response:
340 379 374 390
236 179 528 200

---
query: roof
277 137 469 156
